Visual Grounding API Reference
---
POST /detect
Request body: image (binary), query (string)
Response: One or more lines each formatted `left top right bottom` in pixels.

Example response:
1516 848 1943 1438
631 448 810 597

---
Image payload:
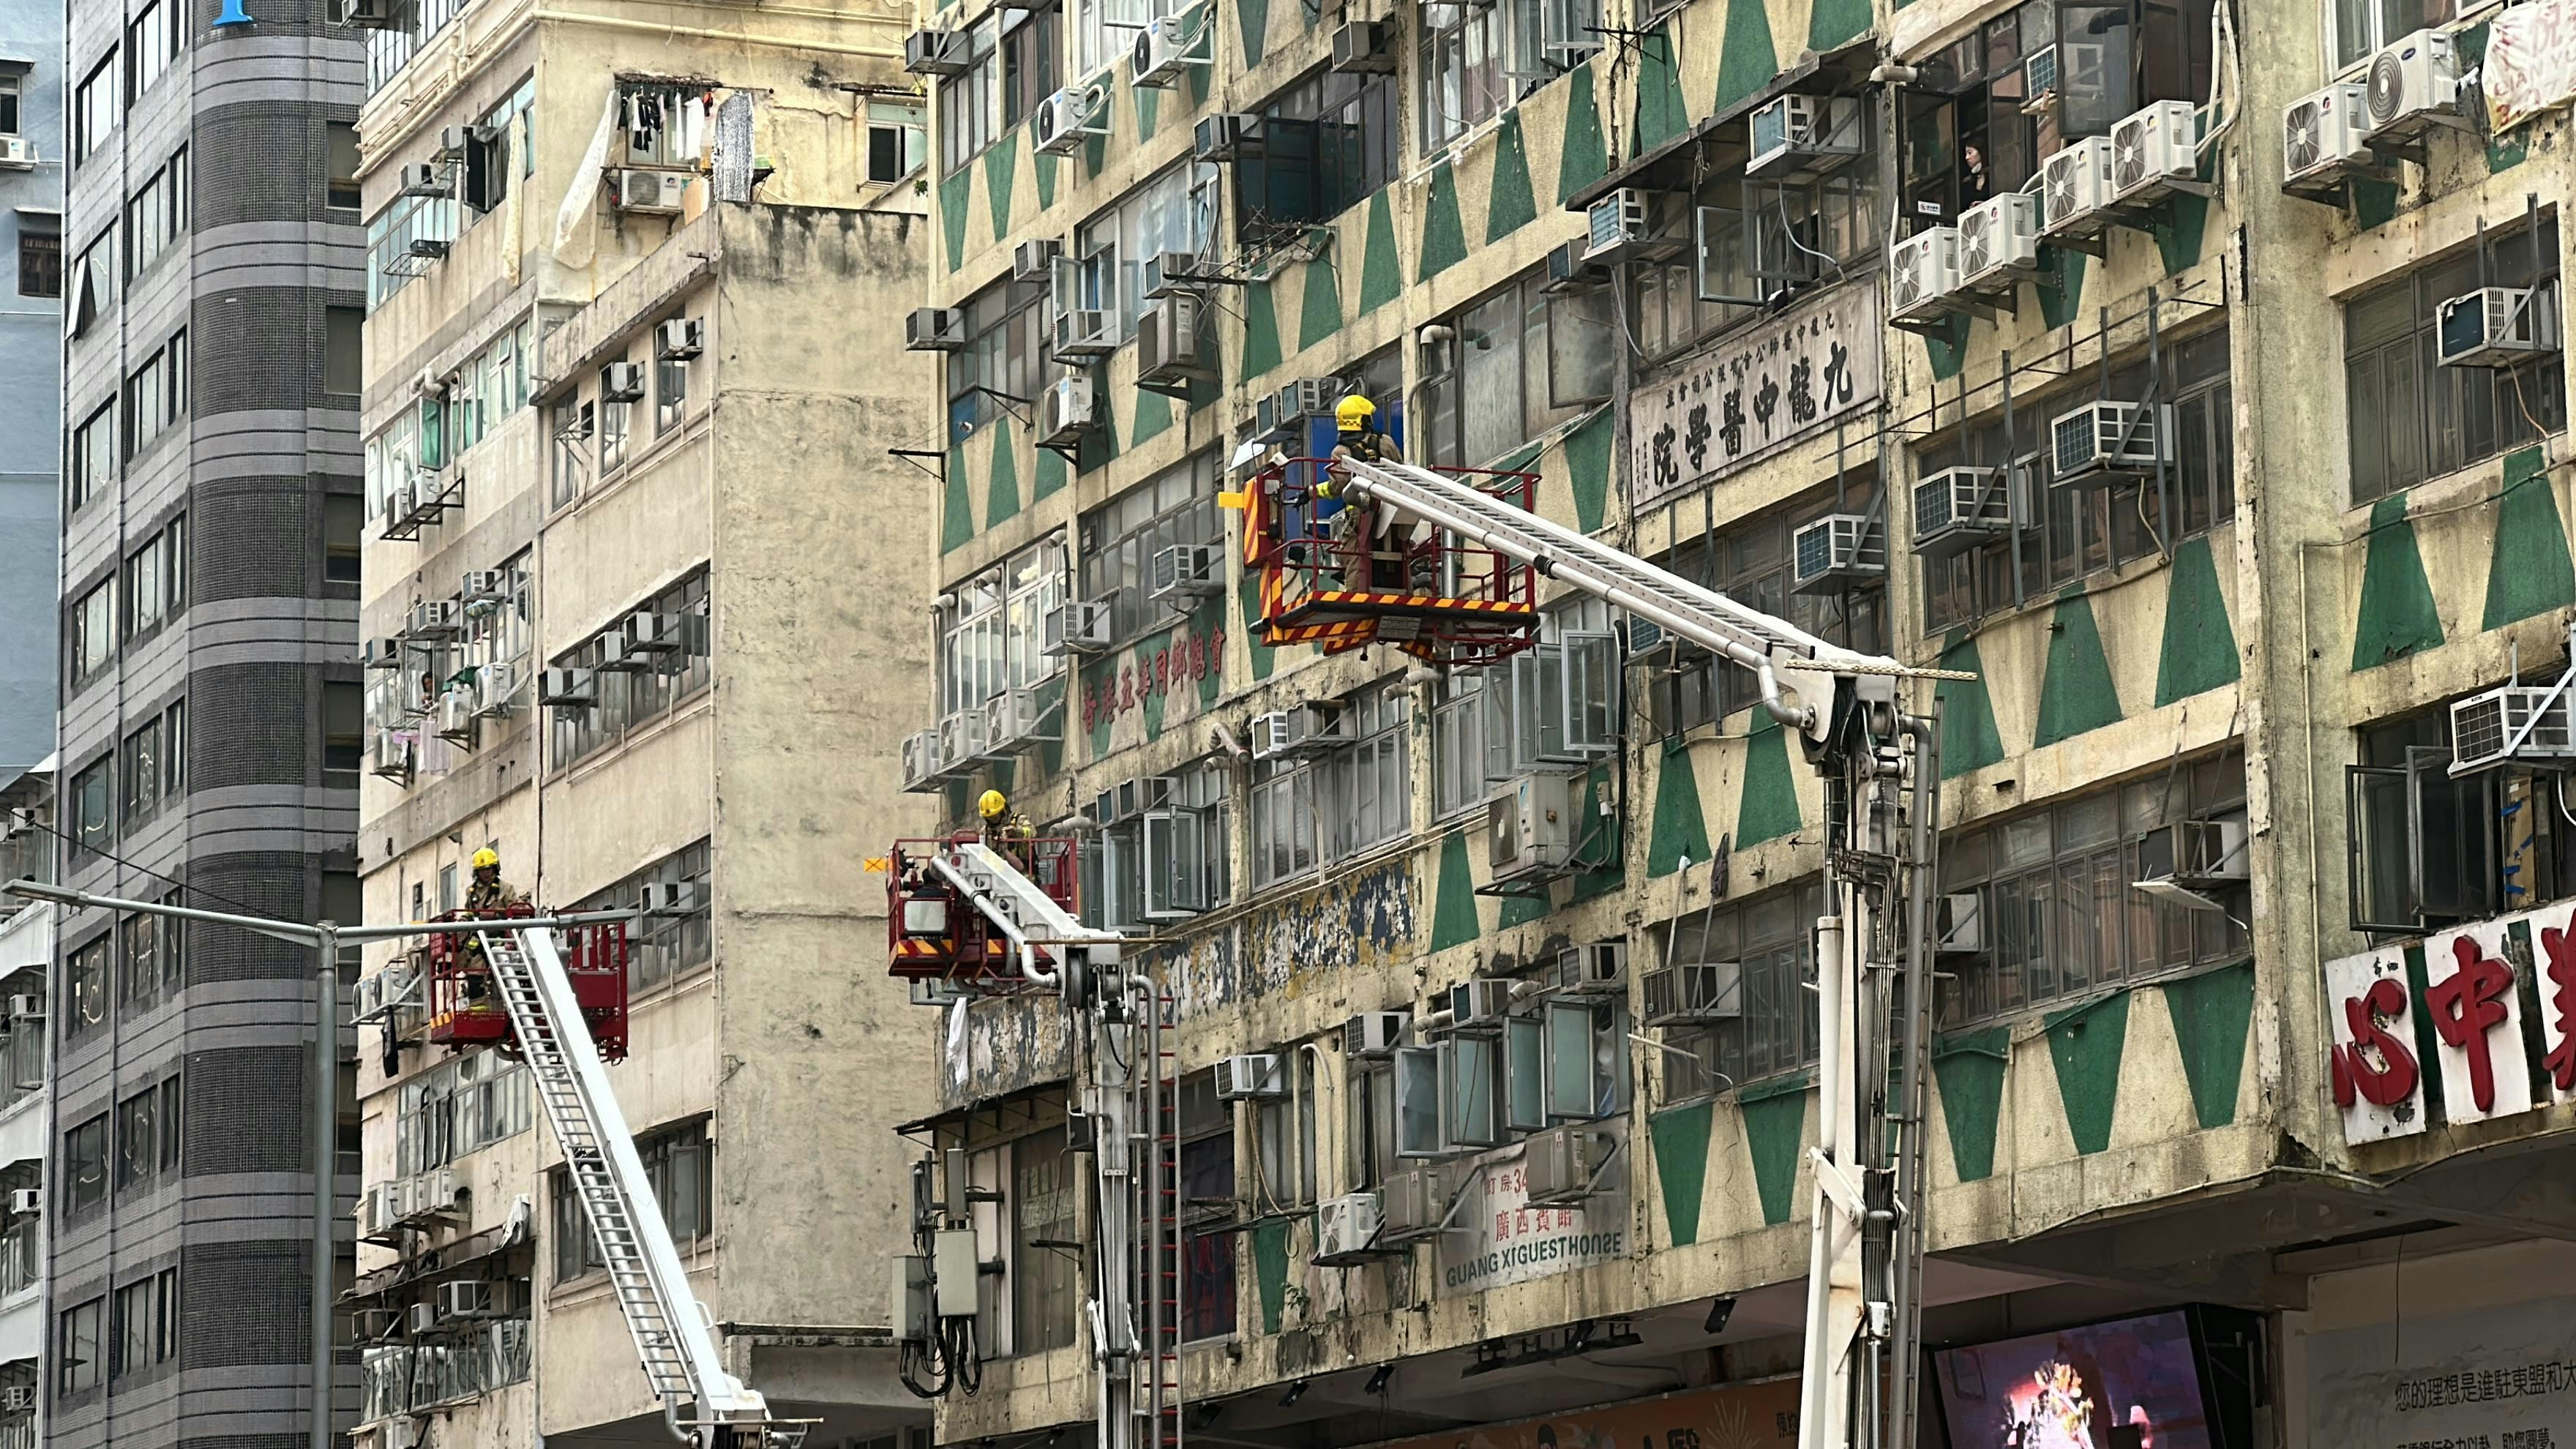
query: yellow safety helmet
471 847 500 870
978 789 1010 821
1334 393 1377 433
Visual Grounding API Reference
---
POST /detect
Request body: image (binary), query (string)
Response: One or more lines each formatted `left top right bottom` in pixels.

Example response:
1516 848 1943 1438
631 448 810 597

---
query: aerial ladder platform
477 925 783 1447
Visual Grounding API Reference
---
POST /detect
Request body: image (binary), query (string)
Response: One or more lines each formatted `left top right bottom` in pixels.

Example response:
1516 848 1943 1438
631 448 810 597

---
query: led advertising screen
1935 1310 2214 1449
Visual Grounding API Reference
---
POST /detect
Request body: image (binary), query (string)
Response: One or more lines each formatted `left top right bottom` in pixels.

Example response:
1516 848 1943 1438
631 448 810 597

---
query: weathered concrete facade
914 0 2576 1439
350 4 937 1444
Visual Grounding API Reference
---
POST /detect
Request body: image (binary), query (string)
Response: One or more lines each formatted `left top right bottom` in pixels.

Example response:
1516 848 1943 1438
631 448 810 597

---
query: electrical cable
7 812 273 917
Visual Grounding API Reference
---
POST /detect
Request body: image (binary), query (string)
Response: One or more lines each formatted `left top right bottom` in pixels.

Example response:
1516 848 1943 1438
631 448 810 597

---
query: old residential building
349 1 937 1445
48 3 364 1445
902 0 2576 1443
0 0 60 774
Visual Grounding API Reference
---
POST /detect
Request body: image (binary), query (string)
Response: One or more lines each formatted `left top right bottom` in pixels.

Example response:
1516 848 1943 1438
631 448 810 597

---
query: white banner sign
1628 284 1882 513
2325 902 2576 1145
2307 1293 2576 1449
2325 946 2427 1144
2486 0 2576 135
2425 916 2536 1124
1434 1145 1626 1298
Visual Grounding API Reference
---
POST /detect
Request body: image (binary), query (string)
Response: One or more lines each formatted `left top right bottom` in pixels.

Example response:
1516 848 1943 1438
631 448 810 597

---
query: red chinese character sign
2521 901 2576 1107
2423 918 2536 1123
2325 947 2426 1144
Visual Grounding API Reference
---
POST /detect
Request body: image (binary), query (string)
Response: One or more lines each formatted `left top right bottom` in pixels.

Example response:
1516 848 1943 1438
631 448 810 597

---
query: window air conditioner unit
1641 962 1741 1025
2049 400 2166 482
2135 818 2250 897
408 1301 440 1336
1888 225 1961 323
438 1281 495 1319
1254 701 1347 757
1276 376 1336 422
5 1188 37 1217
362 1181 402 1233
434 125 477 161
2450 683 2576 771
1344 1011 1409 1058
1448 978 1515 1028
1193 113 1261 163
334 0 399 27
1912 466 2010 557
939 708 992 765
406 599 463 639
984 687 1060 747
459 569 506 603
902 728 948 793
1933 891 1985 956
1958 191 2040 291
5 995 40 1022
1382 1164 1458 1239
1789 513 1884 594
906 307 967 352
904 27 971 76
1136 12 1199 86
1052 307 1115 362
2040 135 2116 240
364 637 407 670
1315 1191 1385 1264
1544 238 1606 293
1523 1123 1612 1205
611 168 689 216
2438 285 2561 370
473 659 520 716
2363 29 2459 142
1148 542 1223 602
387 480 424 531
2110 99 2201 204
1331 19 1397 74
436 690 476 741
352 973 383 1023
370 728 414 781
1013 237 1063 283
1557 942 1627 995
1215 1053 1287 1101
0 137 29 168
1042 599 1115 655
2284 83 2371 192
398 163 448 198
627 610 690 654
656 318 704 359
1489 771 1578 882
1035 86 1101 157
1136 299 1206 389
1041 375 1097 447
1746 94 1861 182
596 631 651 674
537 667 597 708
642 880 703 913
599 362 647 401
1144 250 1213 299
1584 189 1653 264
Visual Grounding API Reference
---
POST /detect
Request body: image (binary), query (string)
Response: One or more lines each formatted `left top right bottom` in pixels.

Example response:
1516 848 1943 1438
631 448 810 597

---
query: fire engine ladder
1331 457 1954 1449
480 927 773 1447
1131 978 1183 1449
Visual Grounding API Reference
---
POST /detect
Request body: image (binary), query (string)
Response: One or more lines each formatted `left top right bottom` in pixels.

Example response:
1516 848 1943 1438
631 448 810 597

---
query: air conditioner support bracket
2044 230 2108 258
1040 438 1085 468
1135 377 1196 400
2283 162 2400 206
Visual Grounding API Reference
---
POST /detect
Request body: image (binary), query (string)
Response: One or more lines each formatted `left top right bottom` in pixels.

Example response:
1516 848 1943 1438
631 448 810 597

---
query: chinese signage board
2486 0 2576 135
2323 901 2576 1145
1371 1374 1800 1449
1628 285 1882 514
1432 1142 1627 1298
1079 621 1225 734
2307 1292 2576 1449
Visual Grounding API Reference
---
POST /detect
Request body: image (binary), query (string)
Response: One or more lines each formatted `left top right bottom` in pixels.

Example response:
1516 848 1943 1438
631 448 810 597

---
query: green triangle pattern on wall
1134 83 1161 143
2162 961 2255 1130
1647 743 1713 878
2035 247 2086 330
1808 0 1871 49
2351 178 2400 231
1238 573 1276 681
1033 443 1066 501
1557 63 1611 205
1239 279 1284 381
1297 251 1344 352
1358 192 1403 312
1485 111 1538 242
2033 587 2123 748
2154 535 2241 706
984 132 1019 242
2152 193 2210 276
1631 27 1689 157
1570 763 1624 902
1429 829 1482 951
1251 1218 1291 1332
1934 632 2004 777
1647 1102 1714 1246
1734 714 1801 847
1712 0 1779 116
1238 0 1269 67
1031 116 1060 209
1740 1084 1806 1226
2351 491 2445 670
2482 446 2576 629
1418 162 1469 282
1562 406 1615 533
1498 883 1549 928
986 419 1022 525
1131 388 1174 447
938 165 973 274
2045 990 2130 1156
940 439 974 553
1931 1029 2009 1182
1923 313 1972 381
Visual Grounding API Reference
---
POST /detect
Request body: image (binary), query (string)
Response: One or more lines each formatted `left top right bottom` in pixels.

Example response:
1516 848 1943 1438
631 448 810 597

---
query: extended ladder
480 927 774 1446
1132 980 1183 1449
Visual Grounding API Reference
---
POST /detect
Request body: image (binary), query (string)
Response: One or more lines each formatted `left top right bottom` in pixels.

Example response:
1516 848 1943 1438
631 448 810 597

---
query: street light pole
0 877 641 1449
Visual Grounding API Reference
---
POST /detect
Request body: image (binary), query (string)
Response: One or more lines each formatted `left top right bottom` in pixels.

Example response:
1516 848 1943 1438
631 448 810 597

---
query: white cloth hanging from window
553 89 621 269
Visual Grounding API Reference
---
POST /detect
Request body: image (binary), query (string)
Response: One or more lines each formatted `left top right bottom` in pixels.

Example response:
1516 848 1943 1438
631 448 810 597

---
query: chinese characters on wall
1079 624 1224 733
1628 285 1884 513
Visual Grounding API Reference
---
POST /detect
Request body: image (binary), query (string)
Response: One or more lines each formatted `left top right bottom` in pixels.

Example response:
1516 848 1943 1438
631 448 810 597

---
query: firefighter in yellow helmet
978 789 1037 871
1320 393 1420 591
457 846 527 998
